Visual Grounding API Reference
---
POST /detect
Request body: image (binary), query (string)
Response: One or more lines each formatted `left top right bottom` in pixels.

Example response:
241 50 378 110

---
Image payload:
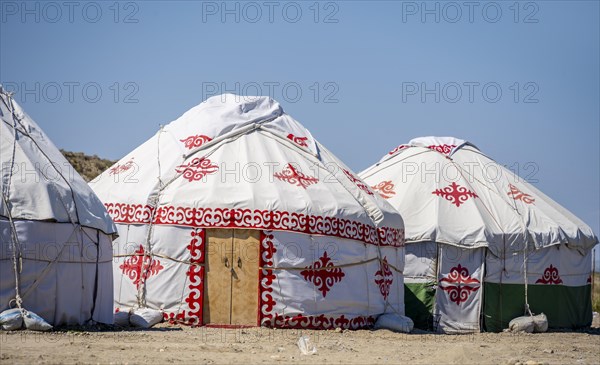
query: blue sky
1 1 598 265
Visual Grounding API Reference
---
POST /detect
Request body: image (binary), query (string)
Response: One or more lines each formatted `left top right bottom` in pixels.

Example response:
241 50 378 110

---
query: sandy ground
1 317 599 365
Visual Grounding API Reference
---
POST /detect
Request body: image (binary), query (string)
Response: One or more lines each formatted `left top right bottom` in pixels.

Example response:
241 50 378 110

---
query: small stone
334 328 342 333
542 349 554 354
277 347 285 352
159 349 165 353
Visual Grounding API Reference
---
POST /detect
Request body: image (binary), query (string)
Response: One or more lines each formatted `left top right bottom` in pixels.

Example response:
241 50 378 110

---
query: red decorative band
262 313 376 330
105 203 404 247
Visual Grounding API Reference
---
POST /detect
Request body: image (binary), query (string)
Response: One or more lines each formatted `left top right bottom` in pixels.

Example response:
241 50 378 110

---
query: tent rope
448 156 534 319
523 241 533 316
1 90 25 315
260 257 403 271
1 190 24 314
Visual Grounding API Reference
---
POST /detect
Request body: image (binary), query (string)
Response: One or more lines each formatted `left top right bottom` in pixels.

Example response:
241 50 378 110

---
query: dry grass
61 150 116 182
592 272 600 313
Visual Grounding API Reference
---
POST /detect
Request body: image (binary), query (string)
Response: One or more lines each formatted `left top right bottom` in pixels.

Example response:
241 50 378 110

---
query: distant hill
60 150 116 182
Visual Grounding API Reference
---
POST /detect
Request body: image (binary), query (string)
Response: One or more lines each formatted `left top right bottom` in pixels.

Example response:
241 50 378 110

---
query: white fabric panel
486 246 591 287
435 246 484 333
113 224 196 309
360 136 597 251
267 231 403 318
113 224 145 308
361 146 523 249
0 220 113 325
161 132 376 228
90 95 404 239
144 253 190 312
377 245 405 315
404 241 438 284
113 224 205 325
0 87 117 235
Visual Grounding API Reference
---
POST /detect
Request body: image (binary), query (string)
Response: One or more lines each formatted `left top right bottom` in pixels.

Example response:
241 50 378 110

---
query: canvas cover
91 94 405 328
0 85 117 325
361 136 597 252
360 136 597 332
0 220 114 325
0 87 116 235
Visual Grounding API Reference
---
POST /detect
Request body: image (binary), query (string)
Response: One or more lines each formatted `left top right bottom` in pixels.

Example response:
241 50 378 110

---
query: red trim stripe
105 203 404 247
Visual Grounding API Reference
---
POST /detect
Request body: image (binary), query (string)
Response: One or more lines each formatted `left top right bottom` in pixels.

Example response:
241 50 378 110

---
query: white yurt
360 136 598 333
90 94 405 329
0 85 117 327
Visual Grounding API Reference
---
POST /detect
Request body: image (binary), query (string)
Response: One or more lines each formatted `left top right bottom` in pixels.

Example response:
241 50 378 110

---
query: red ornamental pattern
507 184 535 204
427 144 456 155
109 158 135 175
300 252 345 297
163 229 205 326
374 257 394 300
535 265 563 285
105 203 405 247
180 135 213 150
287 133 309 147
273 163 319 189
432 182 478 207
343 169 374 196
263 313 376 330
176 157 219 182
119 245 164 289
371 180 396 199
438 265 481 305
259 231 277 321
258 231 375 330
388 144 408 155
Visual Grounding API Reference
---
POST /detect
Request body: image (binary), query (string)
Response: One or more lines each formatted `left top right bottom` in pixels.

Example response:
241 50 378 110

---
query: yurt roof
360 136 597 252
0 86 117 235
91 94 404 246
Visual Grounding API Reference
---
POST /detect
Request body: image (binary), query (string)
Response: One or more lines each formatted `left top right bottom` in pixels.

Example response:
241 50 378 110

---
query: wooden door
231 229 260 325
203 229 234 325
203 229 260 326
